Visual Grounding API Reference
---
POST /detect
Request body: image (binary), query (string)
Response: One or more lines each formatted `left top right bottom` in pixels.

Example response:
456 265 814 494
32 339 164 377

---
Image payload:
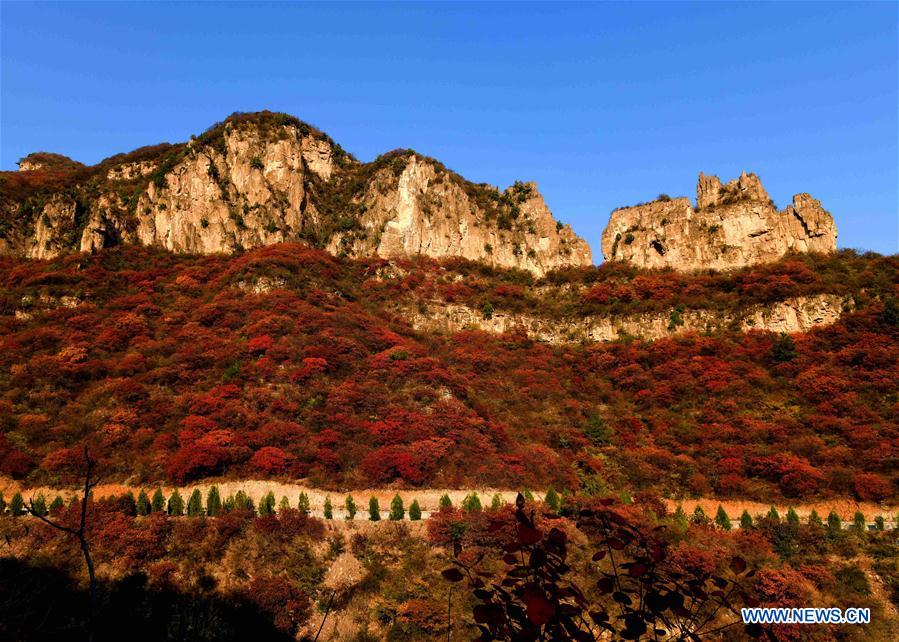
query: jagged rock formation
0 111 591 275
602 172 837 271
405 293 850 345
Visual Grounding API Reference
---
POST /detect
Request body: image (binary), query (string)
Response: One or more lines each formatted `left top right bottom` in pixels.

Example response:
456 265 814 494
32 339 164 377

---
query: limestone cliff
0 111 591 275
405 293 850 345
601 172 837 271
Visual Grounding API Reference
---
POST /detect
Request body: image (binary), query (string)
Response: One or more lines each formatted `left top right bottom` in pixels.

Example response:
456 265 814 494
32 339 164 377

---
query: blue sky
2 2 896 257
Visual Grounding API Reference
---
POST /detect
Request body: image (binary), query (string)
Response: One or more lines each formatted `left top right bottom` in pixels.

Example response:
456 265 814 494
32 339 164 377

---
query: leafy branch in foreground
25 446 100 642
443 494 769 641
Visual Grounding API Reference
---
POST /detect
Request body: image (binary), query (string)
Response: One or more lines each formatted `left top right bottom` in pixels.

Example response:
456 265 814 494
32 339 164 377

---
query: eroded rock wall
601 172 837 271
405 293 850 344
1 113 591 275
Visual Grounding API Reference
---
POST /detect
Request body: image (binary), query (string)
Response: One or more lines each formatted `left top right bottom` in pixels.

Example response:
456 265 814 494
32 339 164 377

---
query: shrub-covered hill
0 244 896 501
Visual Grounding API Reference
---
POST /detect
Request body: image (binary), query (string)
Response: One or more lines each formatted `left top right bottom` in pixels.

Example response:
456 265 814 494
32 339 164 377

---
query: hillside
0 244 895 503
0 111 590 275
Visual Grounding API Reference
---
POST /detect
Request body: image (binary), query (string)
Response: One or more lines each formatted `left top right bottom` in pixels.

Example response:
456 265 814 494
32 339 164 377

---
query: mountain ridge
1 111 591 275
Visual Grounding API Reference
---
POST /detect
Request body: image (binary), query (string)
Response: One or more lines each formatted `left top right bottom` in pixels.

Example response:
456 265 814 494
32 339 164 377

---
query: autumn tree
25 446 99 642
49 495 65 514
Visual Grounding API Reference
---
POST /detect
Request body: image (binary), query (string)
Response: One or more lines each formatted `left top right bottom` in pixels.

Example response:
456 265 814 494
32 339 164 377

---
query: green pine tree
123 491 137 516
323 496 333 520
345 495 357 520
32 493 48 517
853 511 866 532
766 506 780 523
522 488 535 502
462 492 482 512
206 486 222 516
874 516 885 531
826 511 842 533
235 490 255 514
223 495 236 512
389 494 404 521
187 489 204 517
151 488 166 513
10 492 24 517
49 495 65 514
438 494 453 510
369 496 381 521
673 505 689 532
136 490 151 516
770 333 798 363
409 499 422 521
259 491 276 516
168 490 185 516
715 505 731 531
809 510 822 527
543 487 560 512
691 505 707 525
786 506 799 527
740 510 753 529
278 496 290 513
490 494 503 510
298 492 310 516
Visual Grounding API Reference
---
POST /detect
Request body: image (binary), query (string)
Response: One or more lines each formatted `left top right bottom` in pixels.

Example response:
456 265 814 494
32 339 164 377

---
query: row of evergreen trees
0 487 558 519
0 489 884 532
672 504 885 532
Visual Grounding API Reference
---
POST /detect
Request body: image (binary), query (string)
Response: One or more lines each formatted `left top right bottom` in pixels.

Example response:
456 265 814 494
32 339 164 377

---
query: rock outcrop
405 293 850 345
1 111 591 275
602 172 837 271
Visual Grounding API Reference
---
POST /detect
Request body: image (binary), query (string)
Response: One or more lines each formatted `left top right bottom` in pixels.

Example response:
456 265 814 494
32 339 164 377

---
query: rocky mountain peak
0 111 590 275
601 172 837 272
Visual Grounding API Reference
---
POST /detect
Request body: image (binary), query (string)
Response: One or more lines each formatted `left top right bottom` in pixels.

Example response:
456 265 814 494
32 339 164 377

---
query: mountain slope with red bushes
0 244 896 502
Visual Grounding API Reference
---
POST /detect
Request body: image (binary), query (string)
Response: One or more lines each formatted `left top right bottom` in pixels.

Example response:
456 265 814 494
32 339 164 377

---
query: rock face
602 172 837 271
405 293 850 345
0 112 591 275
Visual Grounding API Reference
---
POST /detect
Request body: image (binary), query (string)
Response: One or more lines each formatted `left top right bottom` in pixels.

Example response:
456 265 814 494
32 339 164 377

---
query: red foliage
238 576 311 635
249 446 295 475
0 245 894 500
